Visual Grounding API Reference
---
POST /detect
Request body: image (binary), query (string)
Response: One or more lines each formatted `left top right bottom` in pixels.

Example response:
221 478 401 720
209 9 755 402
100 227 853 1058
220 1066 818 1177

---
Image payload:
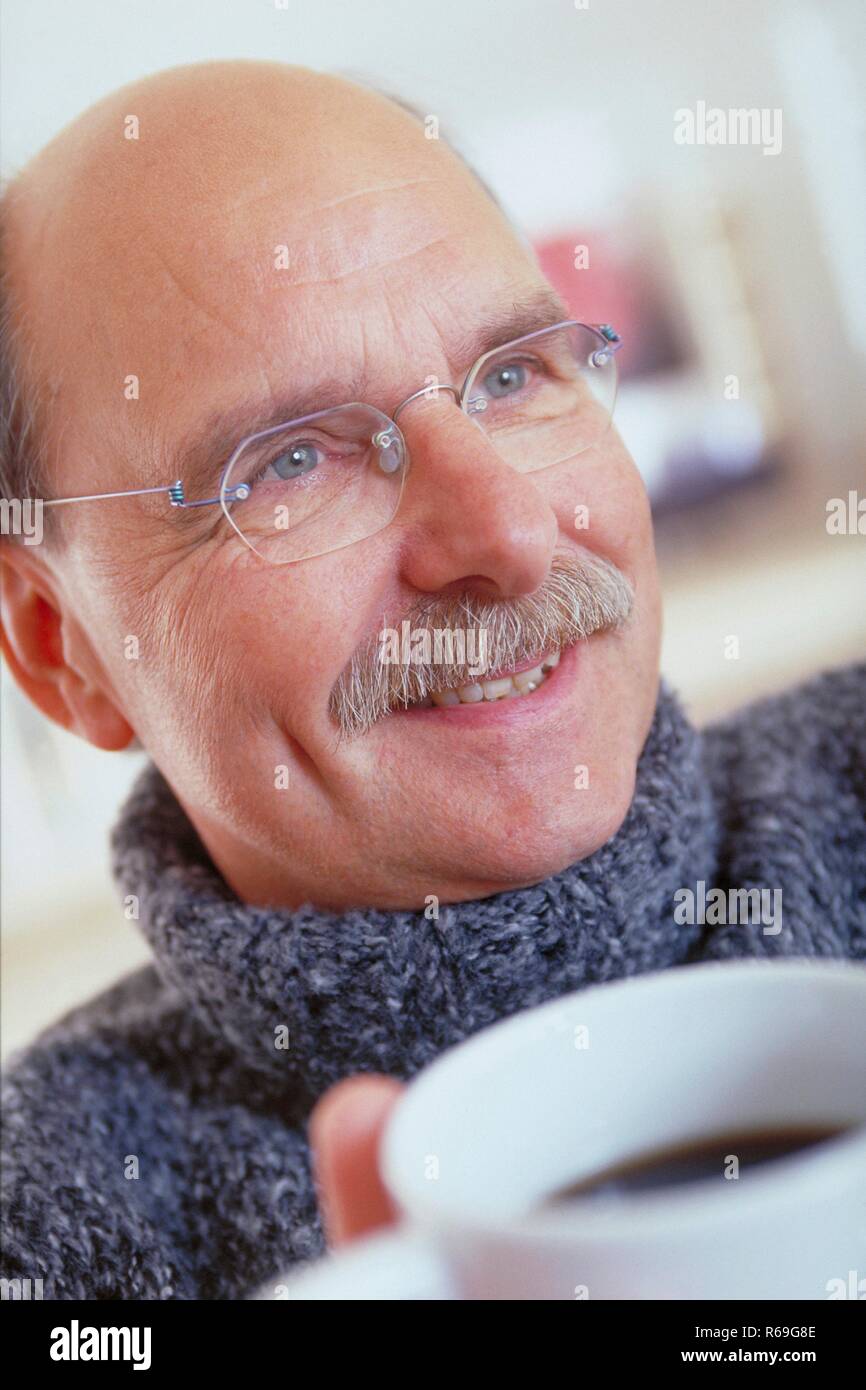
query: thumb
310 1074 404 1246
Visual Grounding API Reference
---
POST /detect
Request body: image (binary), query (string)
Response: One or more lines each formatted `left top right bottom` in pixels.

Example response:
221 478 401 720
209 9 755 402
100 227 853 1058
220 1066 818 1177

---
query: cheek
547 441 662 731
547 438 656 582
80 549 270 774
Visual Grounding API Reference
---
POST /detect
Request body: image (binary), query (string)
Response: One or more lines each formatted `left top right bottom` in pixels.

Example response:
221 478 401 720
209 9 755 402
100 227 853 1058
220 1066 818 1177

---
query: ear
0 542 135 751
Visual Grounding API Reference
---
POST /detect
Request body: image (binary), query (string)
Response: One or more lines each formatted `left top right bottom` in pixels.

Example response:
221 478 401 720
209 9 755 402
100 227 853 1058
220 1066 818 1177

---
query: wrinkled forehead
14 86 539 499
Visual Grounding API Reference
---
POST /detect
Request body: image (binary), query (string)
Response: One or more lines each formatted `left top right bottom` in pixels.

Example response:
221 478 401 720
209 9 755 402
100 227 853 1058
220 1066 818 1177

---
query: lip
388 641 582 730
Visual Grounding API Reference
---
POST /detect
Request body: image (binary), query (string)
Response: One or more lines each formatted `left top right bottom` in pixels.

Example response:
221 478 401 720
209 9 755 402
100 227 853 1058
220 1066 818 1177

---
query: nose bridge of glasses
382 376 515 494
384 381 491 468
390 381 462 424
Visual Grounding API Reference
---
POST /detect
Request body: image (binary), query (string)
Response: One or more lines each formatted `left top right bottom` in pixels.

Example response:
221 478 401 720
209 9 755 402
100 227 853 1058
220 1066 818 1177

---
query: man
0 60 863 1300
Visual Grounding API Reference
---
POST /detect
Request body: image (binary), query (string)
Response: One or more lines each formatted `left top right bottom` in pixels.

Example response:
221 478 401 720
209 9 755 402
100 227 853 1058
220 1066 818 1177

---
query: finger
309 1074 404 1247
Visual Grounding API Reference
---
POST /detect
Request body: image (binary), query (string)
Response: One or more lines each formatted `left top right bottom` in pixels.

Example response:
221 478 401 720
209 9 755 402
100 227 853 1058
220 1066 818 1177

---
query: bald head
0 60 510 524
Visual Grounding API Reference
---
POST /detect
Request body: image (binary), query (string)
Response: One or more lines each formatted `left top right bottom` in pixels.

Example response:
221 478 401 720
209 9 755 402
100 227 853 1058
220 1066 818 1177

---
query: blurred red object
535 232 682 378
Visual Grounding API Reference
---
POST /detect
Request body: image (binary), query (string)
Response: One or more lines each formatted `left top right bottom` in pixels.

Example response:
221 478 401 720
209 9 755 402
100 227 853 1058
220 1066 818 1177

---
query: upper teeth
418 651 561 708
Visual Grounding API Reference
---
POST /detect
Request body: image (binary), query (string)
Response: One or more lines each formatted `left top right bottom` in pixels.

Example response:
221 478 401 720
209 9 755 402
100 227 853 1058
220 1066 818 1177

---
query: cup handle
259 1228 457 1301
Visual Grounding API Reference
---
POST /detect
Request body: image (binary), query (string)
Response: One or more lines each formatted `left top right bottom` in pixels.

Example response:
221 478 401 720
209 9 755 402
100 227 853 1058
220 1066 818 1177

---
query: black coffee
543 1125 850 1205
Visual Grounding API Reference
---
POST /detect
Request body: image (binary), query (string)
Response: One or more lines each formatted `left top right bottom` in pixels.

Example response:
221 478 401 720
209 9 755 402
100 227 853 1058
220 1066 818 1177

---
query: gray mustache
329 549 634 739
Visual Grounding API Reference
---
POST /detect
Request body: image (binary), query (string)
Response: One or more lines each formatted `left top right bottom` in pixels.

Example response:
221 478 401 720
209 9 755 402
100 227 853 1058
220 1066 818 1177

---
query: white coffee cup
265 959 866 1300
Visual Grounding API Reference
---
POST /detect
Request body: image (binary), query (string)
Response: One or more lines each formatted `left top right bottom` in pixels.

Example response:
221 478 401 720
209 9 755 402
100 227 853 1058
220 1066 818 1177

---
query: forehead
168 206 533 477
167 284 569 503
117 196 541 496
21 92 541 498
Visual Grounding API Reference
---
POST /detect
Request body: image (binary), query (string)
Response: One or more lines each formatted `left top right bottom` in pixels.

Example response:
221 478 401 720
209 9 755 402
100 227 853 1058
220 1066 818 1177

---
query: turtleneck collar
110 683 719 1107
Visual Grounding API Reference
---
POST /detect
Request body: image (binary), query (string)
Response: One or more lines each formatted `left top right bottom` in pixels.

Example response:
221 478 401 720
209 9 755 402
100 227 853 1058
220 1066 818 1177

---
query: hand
310 1075 405 1245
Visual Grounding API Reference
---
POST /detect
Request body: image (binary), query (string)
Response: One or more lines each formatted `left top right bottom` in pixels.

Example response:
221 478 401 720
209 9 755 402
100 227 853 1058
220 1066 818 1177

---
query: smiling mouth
405 651 562 710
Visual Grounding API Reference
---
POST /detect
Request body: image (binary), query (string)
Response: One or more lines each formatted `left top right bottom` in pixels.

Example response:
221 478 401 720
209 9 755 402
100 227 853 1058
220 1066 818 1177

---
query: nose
395 399 558 598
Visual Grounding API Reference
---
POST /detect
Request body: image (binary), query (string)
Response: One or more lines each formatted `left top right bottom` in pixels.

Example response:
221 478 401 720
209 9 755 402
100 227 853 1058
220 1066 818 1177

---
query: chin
443 765 639 901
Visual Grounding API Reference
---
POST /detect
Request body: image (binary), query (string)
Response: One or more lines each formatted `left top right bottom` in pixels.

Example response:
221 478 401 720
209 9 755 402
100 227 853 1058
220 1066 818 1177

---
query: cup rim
382 958 866 1244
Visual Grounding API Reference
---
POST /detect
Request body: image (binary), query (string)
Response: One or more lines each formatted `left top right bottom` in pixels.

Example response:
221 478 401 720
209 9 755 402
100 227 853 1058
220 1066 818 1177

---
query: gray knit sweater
2 668 864 1300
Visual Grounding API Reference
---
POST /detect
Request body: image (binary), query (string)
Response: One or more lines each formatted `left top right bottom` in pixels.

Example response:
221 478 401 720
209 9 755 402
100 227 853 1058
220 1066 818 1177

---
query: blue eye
481 362 528 399
269 443 321 479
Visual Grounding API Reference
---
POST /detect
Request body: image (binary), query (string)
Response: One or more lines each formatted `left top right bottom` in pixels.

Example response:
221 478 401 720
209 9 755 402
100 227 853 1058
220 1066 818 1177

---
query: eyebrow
167 285 572 498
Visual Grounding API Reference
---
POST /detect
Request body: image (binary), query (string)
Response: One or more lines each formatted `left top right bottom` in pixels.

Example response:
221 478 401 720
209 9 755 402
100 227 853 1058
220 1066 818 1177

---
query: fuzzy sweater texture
2 667 864 1299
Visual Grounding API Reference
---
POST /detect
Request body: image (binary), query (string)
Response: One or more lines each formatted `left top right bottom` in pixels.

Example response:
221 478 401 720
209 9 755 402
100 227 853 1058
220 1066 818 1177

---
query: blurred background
2 0 865 1058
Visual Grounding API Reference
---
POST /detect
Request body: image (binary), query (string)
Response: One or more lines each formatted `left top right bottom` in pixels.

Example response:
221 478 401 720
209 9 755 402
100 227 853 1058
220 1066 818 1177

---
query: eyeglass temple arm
42 480 250 508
